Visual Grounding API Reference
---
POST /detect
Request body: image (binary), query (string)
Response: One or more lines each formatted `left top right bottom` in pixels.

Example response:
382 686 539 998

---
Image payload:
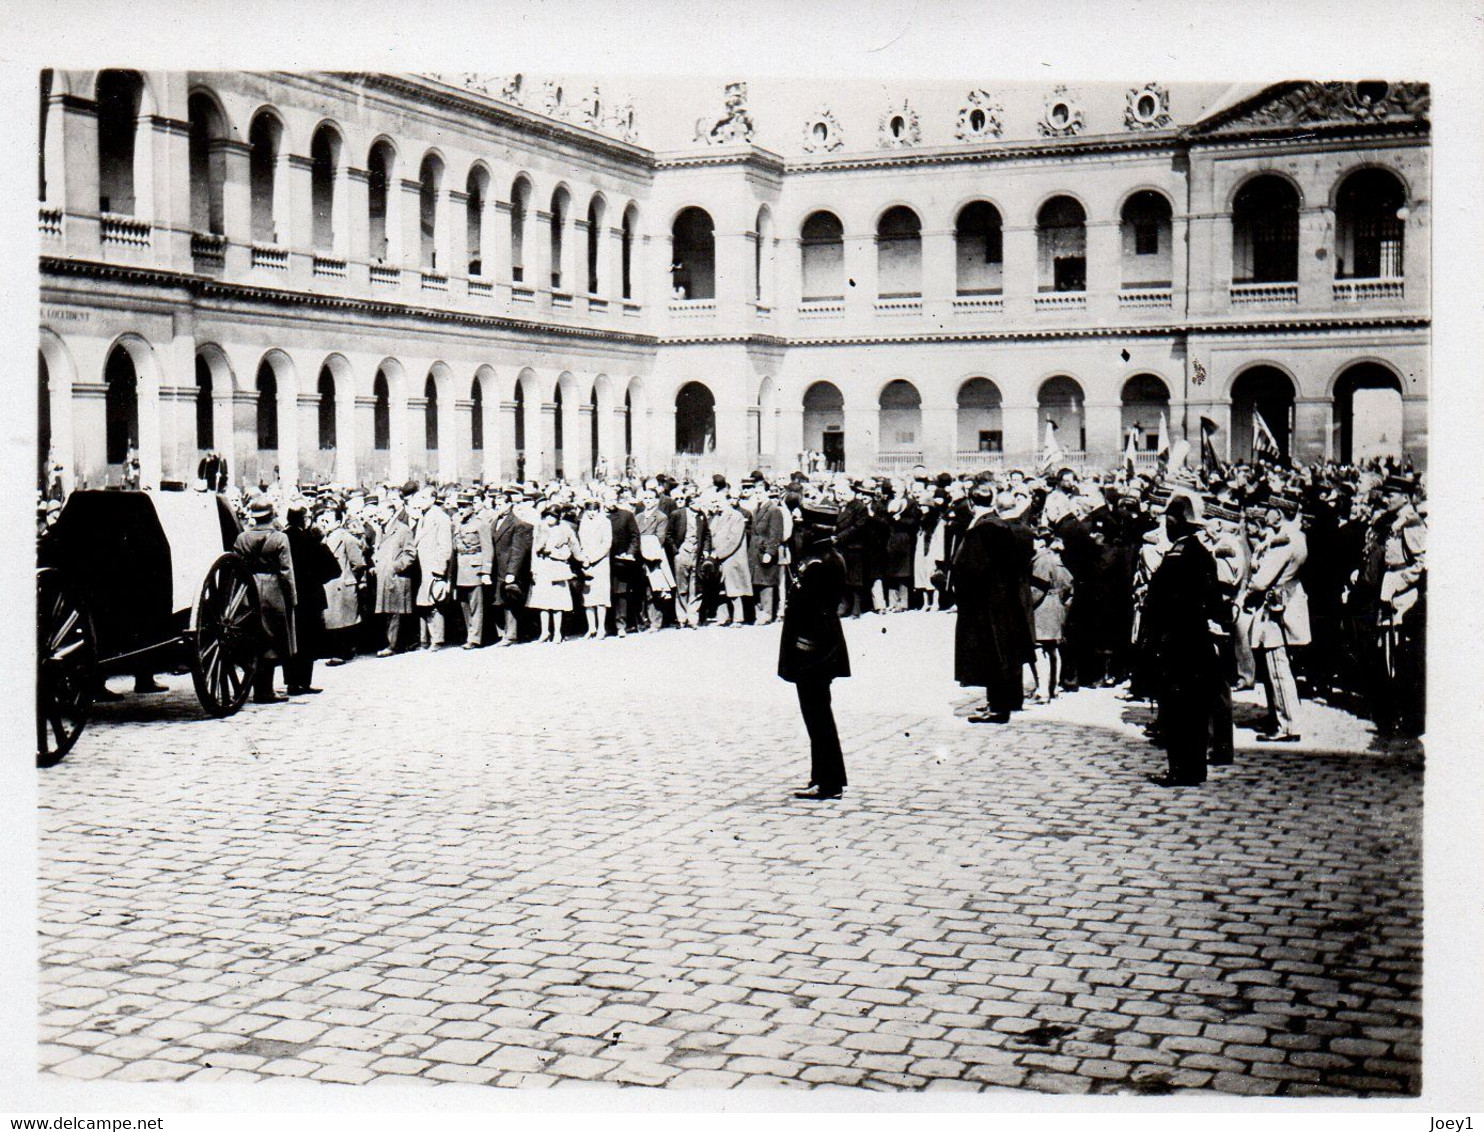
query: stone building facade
37 73 1429 491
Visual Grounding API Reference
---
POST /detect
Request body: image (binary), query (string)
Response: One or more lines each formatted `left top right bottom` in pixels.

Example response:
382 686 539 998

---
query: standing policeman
779 496 851 801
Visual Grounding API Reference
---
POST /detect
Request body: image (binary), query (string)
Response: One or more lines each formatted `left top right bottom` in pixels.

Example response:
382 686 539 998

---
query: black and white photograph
5 0 1482 1123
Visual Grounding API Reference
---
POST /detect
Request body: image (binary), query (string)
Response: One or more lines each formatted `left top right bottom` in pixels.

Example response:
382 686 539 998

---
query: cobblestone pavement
36 611 1422 1096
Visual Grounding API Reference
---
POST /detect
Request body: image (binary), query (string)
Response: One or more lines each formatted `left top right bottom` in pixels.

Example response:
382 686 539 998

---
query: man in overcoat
948 477 1034 724
234 494 298 703
747 480 785 625
491 493 533 645
1247 497 1310 743
373 498 416 656
412 488 456 650
609 490 643 636
779 497 851 800
282 501 340 695
833 482 873 617
1141 492 1232 785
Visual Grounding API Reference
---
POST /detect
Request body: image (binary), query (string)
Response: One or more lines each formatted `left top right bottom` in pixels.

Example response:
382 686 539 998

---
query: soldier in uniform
779 497 851 801
1377 473 1427 737
453 490 493 648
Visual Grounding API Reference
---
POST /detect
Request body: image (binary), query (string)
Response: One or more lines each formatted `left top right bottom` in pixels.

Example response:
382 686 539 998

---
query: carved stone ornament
1221 81 1430 132
607 98 640 144
878 100 921 148
498 73 524 105
1038 86 1085 137
955 90 1004 141
695 81 755 145
1124 82 1172 130
539 79 569 119
801 108 844 153
574 85 603 129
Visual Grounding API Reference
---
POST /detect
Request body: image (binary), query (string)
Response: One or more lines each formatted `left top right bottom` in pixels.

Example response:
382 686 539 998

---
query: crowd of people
39 452 1427 780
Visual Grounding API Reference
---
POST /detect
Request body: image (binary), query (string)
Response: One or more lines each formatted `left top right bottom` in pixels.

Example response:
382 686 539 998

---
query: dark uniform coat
234 525 297 660
1140 532 1232 782
949 512 1034 708
609 507 642 598
834 498 872 589
778 544 850 684
285 524 339 656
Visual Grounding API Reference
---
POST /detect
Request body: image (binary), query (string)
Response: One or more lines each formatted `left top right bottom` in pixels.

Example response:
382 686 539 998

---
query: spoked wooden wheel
190 554 261 717
37 568 96 767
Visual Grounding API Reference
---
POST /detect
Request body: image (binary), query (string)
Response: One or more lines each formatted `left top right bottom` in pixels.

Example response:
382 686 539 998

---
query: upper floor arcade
39 73 1429 347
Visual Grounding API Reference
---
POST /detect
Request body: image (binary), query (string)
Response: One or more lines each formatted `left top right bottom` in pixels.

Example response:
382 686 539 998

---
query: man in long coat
373 499 416 656
948 478 1034 724
412 489 456 650
1247 497 1310 742
282 502 339 695
491 494 533 645
747 481 785 625
1141 492 1232 785
834 483 873 617
234 494 297 703
706 493 752 626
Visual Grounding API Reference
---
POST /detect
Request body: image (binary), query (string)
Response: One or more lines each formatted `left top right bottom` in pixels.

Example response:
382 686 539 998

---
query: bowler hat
799 498 840 527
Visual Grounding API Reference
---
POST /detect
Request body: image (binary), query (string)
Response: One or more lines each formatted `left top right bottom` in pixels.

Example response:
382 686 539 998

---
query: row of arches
670 166 1407 304
38 330 1412 491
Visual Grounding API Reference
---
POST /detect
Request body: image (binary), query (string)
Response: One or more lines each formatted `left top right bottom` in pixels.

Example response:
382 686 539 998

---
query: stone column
399 176 423 282
538 401 559 479
297 391 325 482
72 382 109 490
354 394 378 484
147 115 192 268
437 387 458 483
232 388 260 487
1085 219 1121 325
454 397 476 481
406 395 429 482
842 232 876 322
1084 399 1123 469
344 167 370 286
52 94 102 257
1001 402 1040 466
437 186 460 277
842 403 878 475
280 153 314 286
920 227 957 323
490 198 513 303
919 398 956 474
1001 225 1037 321
1292 397 1331 464
575 402 596 477
216 139 253 276
1298 204 1336 312
497 399 519 480
775 404 804 471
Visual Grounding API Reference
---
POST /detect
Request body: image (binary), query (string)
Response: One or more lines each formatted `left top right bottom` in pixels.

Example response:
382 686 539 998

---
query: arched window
1232 176 1299 283
419 153 443 270
549 186 570 290
317 367 336 450
754 206 774 305
800 211 844 301
368 141 394 263
188 92 227 235
876 206 922 298
1120 191 1173 286
248 111 282 244
621 205 637 300
957 378 1003 455
104 347 140 466
424 375 439 451
310 123 342 253
1333 362 1404 462
586 196 605 295
96 70 144 216
471 379 484 451
195 355 214 450
466 166 489 275
1038 375 1086 452
955 202 1003 295
671 207 715 300
1231 366 1295 460
1120 374 1171 450
373 372 390 450
1336 169 1406 279
802 381 845 471
510 177 530 283
256 362 278 450
1037 197 1086 292
675 383 715 454
878 379 922 454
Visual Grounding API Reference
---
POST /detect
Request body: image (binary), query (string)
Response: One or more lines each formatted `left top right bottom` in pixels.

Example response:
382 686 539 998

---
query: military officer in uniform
779 496 851 801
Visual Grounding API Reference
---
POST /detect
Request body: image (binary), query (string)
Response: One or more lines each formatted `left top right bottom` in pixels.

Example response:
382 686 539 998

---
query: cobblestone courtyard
36 612 1422 1096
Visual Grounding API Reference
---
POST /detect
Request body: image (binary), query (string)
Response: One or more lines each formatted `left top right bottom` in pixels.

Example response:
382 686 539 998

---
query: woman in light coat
913 489 946 611
578 499 613 638
529 504 580 642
